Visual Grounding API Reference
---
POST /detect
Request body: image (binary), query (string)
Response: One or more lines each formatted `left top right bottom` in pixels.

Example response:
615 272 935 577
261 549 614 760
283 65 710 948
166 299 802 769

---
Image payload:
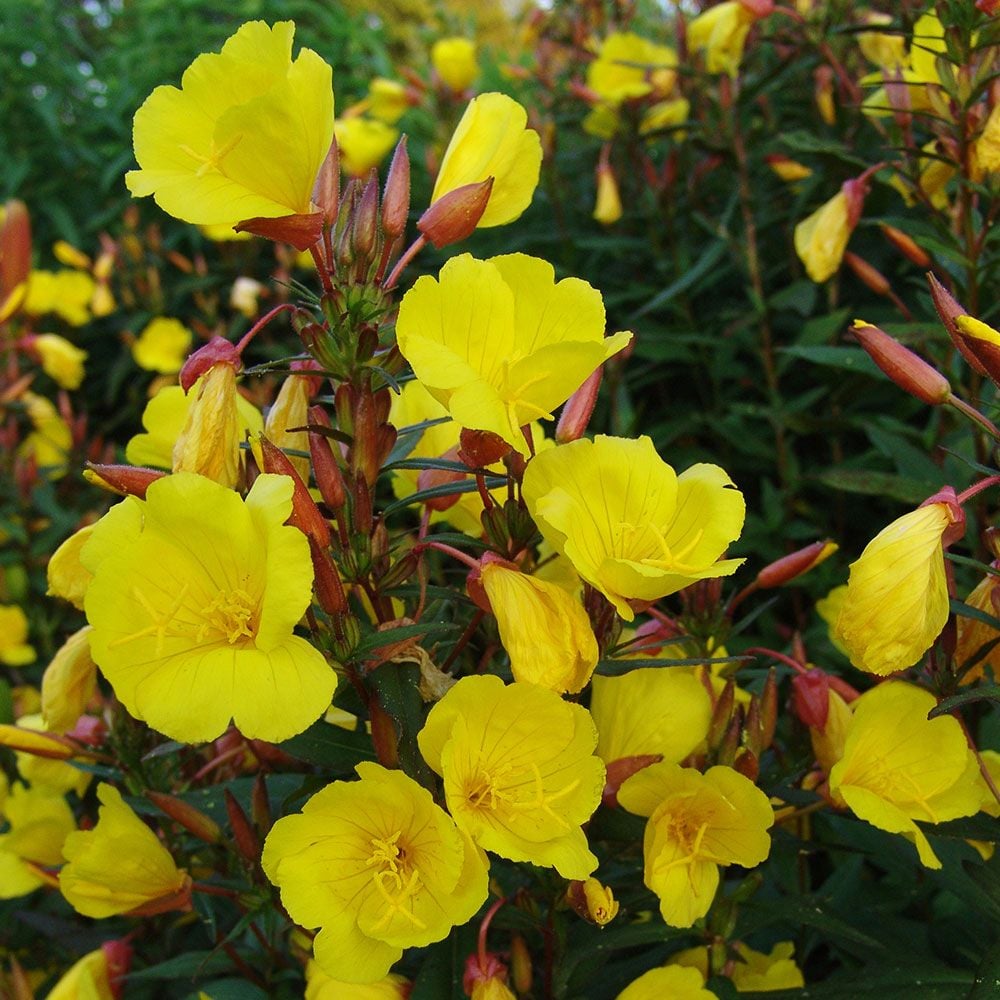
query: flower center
465 760 579 829
614 520 705 570
196 588 257 644
364 831 426 932
179 133 243 178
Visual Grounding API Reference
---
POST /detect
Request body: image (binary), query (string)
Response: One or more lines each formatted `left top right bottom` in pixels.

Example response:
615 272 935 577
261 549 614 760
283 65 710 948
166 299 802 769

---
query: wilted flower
587 33 677 105
617 964 719 1000
418 675 605 879
82 472 334 743
131 317 193 374
618 762 773 927
593 161 623 225
523 435 745 620
834 501 959 675
335 117 400 176
829 683 981 868
0 605 35 666
32 334 87 390
566 876 619 926
431 37 478 92
41 627 97 734
480 560 598 693
397 254 630 452
60 783 191 917
956 573 1000 682
430 94 542 229
125 21 334 227
264 372 313 482
262 762 488 984
794 189 853 283
0 780 76 899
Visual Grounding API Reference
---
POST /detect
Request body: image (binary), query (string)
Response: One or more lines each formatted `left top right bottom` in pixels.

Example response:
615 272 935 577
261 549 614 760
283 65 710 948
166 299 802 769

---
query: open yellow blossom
0 781 76 899
833 503 956 675
523 436 745 620
82 472 334 743
61 783 190 917
13 713 91 797
33 334 87 390
587 33 678 105
688 1 756 78
794 190 852 283
23 270 95 326
829 683 980 869
335 117 400 176
126 378 262 472
480 562 598 693
431 94 542 229
306 959 410 999
0 605 35 666
397 254 630 452
263 762 488 984
46 945 128 1000
670 941 804 992
19 392 72 478
125 21 334 227
432 37 479 92
619 762 773 927
617 965 718 1000
419 675 605 879
41 627 97 733
47 525 96 611
590 667 712 765
131 317 192 373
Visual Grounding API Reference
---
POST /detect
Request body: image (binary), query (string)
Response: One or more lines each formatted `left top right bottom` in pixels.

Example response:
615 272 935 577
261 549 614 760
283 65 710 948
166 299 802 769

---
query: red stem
383 234 427 290
235 303 297 354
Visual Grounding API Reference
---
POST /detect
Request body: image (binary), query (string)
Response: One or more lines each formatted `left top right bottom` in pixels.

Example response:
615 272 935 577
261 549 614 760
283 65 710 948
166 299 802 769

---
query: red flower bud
101 940 133 1000
879 224 931 268
257 434 331 549
556 368 602 443
927 273 986 375
0 199 31 307
792 669 829 729
843 252 890 296
756 539 837 589
382 136 411 241
224 789 259 863
418 178 494 249
233 212 324 251
146 791 223 844
82 463 166 499
353 170 380 264
851 321 950 404
179 335 241 392
602 753 663 808
312 141 340 224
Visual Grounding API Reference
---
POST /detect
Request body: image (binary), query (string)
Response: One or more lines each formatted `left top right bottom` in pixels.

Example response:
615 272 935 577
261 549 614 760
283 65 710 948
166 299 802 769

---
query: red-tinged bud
179 335 241 392
738 0 774 16
602 753 663 808
369 700 399 769
146 791 223 844
351 387 380 487
760 667 778 749
718 707 742 766
708 679 736 746
224 789 259 863
0 200 31 305
843 252 890 296
418 178 494 249
463 952 508 997
977 0 1000 14
510 934 533 994
354 476 374 535
126 876 194 918
257 434 332 549
311 537 348 616
851 321 951 405
382 136 411 241
233 212 324 251
313 141 340 224
69 715 107 746
7 957 34 1000
377 423 398 468
569 80 600 103
757 539 837 589
927 273 986 375
353 170 380 264
459 427 511 468
83 463 166 499
792 669 829 729
251 772 271 836
733 747 759 781
308 419 347 511
556 368 602 443
841 177 868 228
954 315 1000 388
334 383 355 435
814 65 836 125
417 446 466 511
880 224 932 268
102 939 133 1000
920 485 966 548
246 739 298 768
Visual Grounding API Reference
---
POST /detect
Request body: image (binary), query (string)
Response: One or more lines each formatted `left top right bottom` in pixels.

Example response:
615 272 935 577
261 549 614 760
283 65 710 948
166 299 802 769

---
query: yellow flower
639 97 690 136
264 373 312 482
978 103 1000 174
688 1 756 77
82 472 334 743
0 605 35 666
46 945 126 1000
431 93 542 229
480 562 598 693
262 762 488 984
828 682 981 868
857 13 906 69
367 78 410 124
431 37 479 92
0 781 75 899
419 675 605 878
617 965 718 1000
766 155 812 182
587 33 678 105
13 713 91 797
19 391 73 478
131 317 192 373
230 275 265 317
305 959 410 999
619 763 773 927
41 627 97 734
47 525 95 611
815 583 849 656
582 104 620 140
126 21 334 227
833 503 956 675
397 254 630 452
33 334 87 390
523 435 745 620
60 783 190 917
593 164 623 225
809 687 853 776
125 378 263 472
908 11 946 86
335 117 400 176
23 270 95 326
589 667 712 765
53 240 91 270
956 573 1000 683
731 941 805 991
794 190 852 283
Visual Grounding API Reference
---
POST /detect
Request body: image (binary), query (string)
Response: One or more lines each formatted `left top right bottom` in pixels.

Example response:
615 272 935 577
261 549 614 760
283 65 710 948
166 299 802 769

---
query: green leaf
352 621 459 659
128 951 235 981
278 718 375 770
812 469 938 504
970 941 1000 999
778 345 881 376
928 684 1000 718
631 239 728 318
370 662 435 787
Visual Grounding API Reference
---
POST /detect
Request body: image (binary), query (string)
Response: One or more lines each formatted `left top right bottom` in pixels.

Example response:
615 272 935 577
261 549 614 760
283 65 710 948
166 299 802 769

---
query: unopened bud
350 387 380 487
251 772 271 835
313 141 340 224
102 940 133 1000
843 252 890 295
382 136 411 241
308 408 347 510
566 877 619 926
146 791 222 843
418 178 494 249
257 434 331 549
0 200 31 305
814 65 836 125
977 0 1000 14
954 315 1000 388
757 539 837 589
509 934 532 994
792 669 829 729
417 445 466 511
733 747 759 781
0 723 77 759
738 0 774 14
708 679 736 748
928 273 986 375
593 161 622 225
83 463 166 499
880 223 932 268
717 707 742 766
602 753 662 808
556 369 602 443
851 321 950 404
233 212 324 251
224 789 259 863
353 171 380 264
310 538 348 616
759 666 778 750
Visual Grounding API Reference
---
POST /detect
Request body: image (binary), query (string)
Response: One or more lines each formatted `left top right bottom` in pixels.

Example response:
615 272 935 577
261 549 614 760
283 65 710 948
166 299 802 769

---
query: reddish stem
235 303 297 354
383 234 427 290
478 896 507 967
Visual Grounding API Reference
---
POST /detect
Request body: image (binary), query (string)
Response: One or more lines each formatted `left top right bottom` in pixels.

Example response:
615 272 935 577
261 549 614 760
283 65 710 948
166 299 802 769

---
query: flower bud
954 315 1000 387
233 211 324 251
146 791 223 844
556 368 602 443
0 722 77 759
843 252 890 296
224 788 259 863
602 753 663 808
312 141 340 224
381 136 411 241
350 386 381 487
851 321 951 404
814 65 836 125
257 434 331 548
0 200 31 315
566 877 620 926
310 537 349 617
880 223 932 268
509 934 532 994
765 153 812 182
756 539 837 589
82 462 165 498
353 170 380 265
308 406 347 510
41 626 97 733
593 160 622 225
417 448 466 511
179 336 241 392
418 178 494 249
927 273 986 375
